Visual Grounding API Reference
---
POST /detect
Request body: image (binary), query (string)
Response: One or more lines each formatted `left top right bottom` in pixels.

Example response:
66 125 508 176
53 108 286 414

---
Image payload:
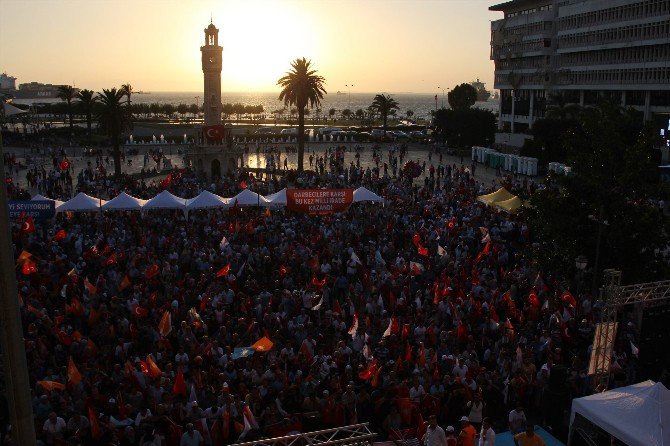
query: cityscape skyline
0 0 500 94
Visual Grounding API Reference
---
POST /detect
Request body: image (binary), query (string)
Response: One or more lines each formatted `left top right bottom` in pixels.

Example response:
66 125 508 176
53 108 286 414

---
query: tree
188 103 199 118
406 110 414 120
163 104 175 119
76 89 97 137
57 85 76 130
97 88 128 177
447 83 477 110
370 94 399 136
177 104 188 121
328 108 336 121
545 92 581 120
341 108 352 120
355 109 364 121
526 100 669 283
120 84 133 129
432 107 496 147
277 57 327 172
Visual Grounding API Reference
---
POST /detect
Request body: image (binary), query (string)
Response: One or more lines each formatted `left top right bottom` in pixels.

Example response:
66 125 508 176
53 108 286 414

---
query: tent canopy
495 196 522 213
264 188 287 207
477 187 514 205
570 380 670 446
32 194 65 210
57 192 107 213
185 190 229 210
353 187 385 203
230 188 270 207
143 190 187 210
102 192 147 211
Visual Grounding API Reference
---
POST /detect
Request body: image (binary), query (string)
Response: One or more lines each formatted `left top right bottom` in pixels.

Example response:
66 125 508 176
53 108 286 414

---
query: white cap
446 426 454 432
460 416 469 422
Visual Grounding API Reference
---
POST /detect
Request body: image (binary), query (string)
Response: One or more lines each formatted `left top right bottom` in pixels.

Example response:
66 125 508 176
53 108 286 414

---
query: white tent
569 380 670 446
3 102 28 117
32 194 65 210
264 188 287 207
101 191 147 211
185 190 229 210
230 188 270 207
142 190 187 210
57 192 106 213
353 187 385 203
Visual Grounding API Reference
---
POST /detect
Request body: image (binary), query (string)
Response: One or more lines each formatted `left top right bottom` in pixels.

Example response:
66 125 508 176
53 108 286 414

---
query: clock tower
201 21 223 126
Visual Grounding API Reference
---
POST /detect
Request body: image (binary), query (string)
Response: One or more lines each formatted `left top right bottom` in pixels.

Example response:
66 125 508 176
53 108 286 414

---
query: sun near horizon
0 0 498 95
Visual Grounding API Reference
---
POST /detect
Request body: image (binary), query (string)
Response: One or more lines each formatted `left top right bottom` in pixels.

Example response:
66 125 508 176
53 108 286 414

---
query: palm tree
328 108 336 121
277 58 326 172
121 83 133 129
370 94 400 137
76 89 97 136
57 85 76 130
97 88 128 177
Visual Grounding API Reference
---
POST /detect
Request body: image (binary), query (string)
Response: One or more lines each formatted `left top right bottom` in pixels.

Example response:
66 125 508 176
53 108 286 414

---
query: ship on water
470 78 491 102
0 73 77 100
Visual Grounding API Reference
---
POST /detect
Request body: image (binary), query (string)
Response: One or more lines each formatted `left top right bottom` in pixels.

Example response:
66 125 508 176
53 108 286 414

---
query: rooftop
489 0 547 12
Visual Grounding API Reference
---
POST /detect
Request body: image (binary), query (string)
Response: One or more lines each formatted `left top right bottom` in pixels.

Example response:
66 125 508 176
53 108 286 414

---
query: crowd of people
3 144 639 446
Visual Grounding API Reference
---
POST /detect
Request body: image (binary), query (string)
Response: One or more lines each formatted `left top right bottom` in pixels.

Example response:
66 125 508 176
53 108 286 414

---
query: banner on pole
286 189 354 214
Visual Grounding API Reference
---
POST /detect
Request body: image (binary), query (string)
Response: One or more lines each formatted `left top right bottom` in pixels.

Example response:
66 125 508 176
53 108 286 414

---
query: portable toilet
526 158 538 176
472 147 477 161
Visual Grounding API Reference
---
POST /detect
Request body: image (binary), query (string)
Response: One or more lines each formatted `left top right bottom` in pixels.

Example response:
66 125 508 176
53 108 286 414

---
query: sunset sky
0 0 500 94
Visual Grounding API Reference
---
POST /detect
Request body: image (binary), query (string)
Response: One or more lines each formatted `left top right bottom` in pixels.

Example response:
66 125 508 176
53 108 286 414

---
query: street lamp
575 255 588 271
438 86 445 108
345 84 354 108
588 207 609 297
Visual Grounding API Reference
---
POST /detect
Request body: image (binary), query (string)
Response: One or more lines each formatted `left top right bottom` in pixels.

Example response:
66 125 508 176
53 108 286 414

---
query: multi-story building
489 0 670 145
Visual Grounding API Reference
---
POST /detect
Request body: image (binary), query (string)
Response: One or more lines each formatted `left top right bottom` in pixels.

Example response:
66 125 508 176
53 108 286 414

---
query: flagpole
0 131 38 445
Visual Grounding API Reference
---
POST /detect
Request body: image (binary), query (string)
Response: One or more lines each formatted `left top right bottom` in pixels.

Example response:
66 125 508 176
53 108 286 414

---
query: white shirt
478 427 496 446
43 417 66 434
424 425 447 446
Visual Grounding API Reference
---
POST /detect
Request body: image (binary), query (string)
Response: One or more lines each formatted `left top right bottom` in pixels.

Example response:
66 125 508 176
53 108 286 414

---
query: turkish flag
203 125 226 143
21 216 35 235
59 158 71 171
131 303 149 318
158 310 172 337
173 367 187 396
21 258 38 275
53 229 67 241
145 264 160 279
102 253 117 266
67 356 82 386
417 245 429 257
88 407 102 439
216 264 230 278
358 359 379 380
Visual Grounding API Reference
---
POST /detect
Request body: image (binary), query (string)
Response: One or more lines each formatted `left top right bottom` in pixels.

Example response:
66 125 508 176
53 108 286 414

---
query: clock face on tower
209 57 216 63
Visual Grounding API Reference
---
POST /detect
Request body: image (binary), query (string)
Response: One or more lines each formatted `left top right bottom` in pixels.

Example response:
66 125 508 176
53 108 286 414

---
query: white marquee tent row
34 187 384 214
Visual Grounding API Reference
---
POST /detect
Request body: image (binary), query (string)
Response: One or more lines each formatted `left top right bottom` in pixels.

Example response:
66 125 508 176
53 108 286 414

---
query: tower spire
210 14 212 24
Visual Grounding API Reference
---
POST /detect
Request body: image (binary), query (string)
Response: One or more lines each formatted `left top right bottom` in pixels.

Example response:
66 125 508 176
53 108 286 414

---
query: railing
234 423 377 446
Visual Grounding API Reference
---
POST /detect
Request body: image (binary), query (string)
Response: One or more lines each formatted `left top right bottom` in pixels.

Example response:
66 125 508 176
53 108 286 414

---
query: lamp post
438 86 445 108
345 84 353 108
589 206 608 297
575 255 588 295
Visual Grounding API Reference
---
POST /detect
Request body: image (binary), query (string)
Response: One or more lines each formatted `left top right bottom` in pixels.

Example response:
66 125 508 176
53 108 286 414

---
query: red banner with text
286 189 354 214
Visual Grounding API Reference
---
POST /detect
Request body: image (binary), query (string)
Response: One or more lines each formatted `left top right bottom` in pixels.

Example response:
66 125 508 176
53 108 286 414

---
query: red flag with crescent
203 125 226 143
21 216 35 235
